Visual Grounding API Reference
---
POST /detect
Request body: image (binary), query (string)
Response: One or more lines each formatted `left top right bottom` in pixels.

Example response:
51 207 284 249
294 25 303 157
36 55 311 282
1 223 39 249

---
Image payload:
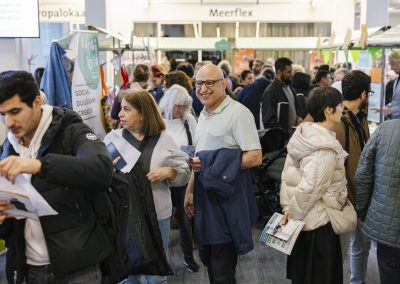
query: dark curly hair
341 70 371 101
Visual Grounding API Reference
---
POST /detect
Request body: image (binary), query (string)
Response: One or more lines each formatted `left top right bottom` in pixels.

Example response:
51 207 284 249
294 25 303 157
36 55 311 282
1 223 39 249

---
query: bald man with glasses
184 64 262 284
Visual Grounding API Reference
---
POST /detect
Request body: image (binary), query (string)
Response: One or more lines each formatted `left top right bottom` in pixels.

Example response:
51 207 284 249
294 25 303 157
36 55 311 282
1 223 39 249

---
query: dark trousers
377 242 400 284
199 242 238 284
171 185 194 257
26 264 101 284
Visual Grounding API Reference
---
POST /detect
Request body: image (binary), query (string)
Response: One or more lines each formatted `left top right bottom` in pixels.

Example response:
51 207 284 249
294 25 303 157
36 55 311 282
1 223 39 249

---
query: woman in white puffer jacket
280 87 348 284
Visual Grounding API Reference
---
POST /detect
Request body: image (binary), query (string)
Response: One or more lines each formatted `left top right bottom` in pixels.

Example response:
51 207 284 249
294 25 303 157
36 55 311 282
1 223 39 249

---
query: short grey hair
159 84 193 120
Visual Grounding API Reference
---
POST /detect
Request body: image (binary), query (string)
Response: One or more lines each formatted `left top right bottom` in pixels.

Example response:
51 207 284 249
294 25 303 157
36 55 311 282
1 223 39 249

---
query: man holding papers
0 71 113 283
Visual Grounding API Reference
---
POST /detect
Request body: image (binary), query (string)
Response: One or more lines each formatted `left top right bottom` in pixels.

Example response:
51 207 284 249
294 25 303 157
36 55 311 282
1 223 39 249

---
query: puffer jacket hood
281 122 349 231
288 122 346 162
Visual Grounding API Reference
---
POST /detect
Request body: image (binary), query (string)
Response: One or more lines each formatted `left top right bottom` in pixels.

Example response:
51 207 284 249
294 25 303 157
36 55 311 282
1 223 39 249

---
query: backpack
62 127 172 283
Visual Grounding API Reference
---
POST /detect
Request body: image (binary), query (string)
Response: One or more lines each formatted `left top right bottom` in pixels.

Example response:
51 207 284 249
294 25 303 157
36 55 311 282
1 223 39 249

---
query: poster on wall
70 31 107 139
233 49 254 75
308 50 324 72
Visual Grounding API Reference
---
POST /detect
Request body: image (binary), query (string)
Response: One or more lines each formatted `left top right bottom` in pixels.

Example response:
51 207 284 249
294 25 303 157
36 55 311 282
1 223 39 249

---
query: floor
0 223 380 284
166 222 380 284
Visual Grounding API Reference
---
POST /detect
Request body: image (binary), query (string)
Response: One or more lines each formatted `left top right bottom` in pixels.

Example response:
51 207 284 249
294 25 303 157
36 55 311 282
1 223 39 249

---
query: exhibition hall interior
0 0 399 283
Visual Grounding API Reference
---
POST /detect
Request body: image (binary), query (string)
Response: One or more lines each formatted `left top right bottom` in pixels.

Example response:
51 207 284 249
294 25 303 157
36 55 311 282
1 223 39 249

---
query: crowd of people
0 50 399 284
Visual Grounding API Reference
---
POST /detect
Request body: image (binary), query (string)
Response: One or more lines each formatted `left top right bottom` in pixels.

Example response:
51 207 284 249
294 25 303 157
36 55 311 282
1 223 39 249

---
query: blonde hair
123 90 165 136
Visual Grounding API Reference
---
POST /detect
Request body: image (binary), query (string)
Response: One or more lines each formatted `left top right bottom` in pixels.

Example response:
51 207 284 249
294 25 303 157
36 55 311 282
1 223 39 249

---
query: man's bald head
194 64 227 113
196 64 224 81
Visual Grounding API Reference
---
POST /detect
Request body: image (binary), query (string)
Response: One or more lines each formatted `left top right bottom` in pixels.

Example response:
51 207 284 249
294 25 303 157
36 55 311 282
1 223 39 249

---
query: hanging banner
350 50 361 64
322 50 331 64
70 31 106 139
368 47 382 61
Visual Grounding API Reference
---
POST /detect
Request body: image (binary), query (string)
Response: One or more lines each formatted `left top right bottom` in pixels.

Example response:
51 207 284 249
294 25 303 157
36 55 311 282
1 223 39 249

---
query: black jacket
237 77 271 129
0 107 113 281
261 78 298 129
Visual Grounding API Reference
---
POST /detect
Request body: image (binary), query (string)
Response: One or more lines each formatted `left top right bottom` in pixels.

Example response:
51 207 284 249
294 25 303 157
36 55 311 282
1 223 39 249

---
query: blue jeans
377 242 400 284
350 221 371 284
124 217 171 284
26 264 101 284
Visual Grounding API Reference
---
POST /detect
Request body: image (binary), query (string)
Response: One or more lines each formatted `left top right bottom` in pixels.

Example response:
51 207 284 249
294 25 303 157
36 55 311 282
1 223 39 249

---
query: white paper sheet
0 175 58 220
259 212 305 255
103 130 141 173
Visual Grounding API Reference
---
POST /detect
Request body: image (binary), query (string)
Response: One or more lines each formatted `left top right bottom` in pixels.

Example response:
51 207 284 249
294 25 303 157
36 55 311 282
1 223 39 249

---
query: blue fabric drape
40 42 72 109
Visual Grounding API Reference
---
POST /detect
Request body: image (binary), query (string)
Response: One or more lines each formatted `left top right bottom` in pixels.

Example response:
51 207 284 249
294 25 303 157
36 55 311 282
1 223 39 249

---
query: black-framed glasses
367 90 374 96
194 79 223 88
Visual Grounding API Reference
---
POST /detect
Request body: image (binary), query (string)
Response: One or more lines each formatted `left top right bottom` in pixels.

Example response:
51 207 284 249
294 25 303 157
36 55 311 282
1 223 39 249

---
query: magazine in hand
259 212 304 255
103 130 141 173
0 175 58 220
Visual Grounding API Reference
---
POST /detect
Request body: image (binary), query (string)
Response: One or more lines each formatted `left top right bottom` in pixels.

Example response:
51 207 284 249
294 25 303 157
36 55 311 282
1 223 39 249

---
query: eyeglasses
194 79 223 89
174 104 189 109
367 90 374 96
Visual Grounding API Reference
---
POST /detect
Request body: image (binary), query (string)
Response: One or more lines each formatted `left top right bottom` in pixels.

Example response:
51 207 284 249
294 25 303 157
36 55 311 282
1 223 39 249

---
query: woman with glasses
159 84 199 272
281 87 350 284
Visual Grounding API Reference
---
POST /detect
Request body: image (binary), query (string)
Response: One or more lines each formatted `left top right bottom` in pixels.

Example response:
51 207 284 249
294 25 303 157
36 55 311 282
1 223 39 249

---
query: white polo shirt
194 96 261 152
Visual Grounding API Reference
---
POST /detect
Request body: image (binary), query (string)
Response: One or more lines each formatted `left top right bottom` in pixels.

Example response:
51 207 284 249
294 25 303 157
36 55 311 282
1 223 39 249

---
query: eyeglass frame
173 104 190 109
194 79 223 89
366 90 374 96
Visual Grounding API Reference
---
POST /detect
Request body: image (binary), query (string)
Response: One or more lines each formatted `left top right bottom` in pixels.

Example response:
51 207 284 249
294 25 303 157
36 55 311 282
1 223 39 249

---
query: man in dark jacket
0 71 113 283
262 57 302 130
355 119 400 284
334 70 371 284
237 75 271 129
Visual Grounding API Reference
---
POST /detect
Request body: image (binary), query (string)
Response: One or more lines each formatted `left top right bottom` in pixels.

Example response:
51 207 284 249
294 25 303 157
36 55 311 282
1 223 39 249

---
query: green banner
368 47 382 61
350 50 361 63
323 50 330 64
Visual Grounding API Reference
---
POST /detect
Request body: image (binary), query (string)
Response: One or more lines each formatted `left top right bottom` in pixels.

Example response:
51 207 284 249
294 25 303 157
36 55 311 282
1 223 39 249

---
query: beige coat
280 122 348 231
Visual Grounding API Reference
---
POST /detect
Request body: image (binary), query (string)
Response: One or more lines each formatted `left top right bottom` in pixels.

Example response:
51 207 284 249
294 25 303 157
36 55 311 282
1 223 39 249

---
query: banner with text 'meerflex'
71 31 106 139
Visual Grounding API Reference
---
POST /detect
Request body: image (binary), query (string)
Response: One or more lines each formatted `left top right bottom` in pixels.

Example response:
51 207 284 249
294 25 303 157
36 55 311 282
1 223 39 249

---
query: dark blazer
193 148 258 255
261 78 298 129
238 77 271 129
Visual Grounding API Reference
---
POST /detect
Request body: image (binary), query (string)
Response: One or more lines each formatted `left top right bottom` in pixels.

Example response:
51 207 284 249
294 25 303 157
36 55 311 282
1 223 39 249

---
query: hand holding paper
0 175 57 220
0 156 41 184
